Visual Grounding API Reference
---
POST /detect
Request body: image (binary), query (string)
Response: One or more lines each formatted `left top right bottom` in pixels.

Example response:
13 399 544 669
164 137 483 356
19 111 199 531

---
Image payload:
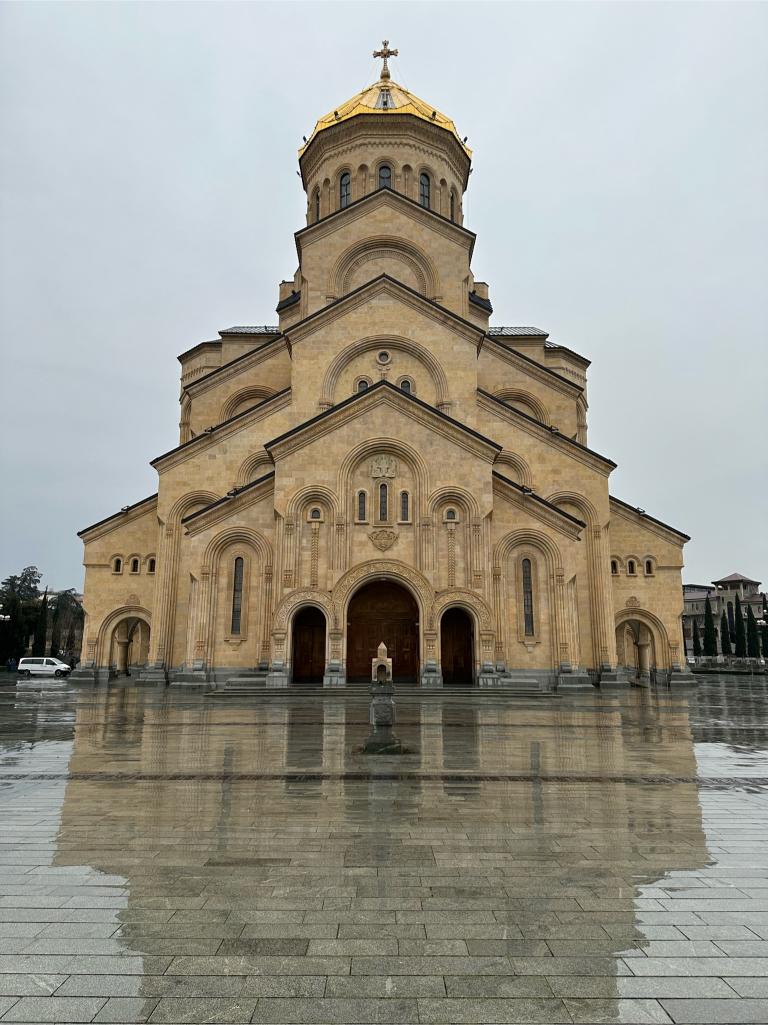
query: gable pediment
285 274 485 350
266 379 500 463
295 186 476 264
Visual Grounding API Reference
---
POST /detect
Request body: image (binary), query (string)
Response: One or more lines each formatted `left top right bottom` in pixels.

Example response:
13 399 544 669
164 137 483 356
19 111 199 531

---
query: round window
377 350 390 365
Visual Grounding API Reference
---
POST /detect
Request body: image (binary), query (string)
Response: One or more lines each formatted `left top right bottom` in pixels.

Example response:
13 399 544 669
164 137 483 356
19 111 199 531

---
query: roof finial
373 39 398 81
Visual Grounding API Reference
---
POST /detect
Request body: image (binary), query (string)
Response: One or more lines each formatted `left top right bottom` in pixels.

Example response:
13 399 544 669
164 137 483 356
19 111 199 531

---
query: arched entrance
440 607 474 685
616 619 657 683
347 581 419 683
291 607 327 685
109 616 150 677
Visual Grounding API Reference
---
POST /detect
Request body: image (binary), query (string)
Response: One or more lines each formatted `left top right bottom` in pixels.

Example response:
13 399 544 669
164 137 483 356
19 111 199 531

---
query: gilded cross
373 39 398 80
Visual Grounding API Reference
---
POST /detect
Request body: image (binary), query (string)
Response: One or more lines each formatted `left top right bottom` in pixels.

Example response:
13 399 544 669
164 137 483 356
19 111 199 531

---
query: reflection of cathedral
75 46 690 689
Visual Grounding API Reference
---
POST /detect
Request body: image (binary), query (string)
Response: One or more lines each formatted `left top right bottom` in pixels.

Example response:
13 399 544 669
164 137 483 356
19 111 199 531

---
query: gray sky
1 1 766 592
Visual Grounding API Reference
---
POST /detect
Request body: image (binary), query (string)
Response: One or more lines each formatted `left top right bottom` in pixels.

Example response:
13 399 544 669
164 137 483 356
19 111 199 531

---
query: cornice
266 380 501 464
184 336 289 398
183 473 276 537
609 496 690 545
177 340 222 365
295 187 476 264
492 473 585 541
286 273 485 349
78 494 158 542
152 389 292 473
483 337 583 397
477 390 615 477
299 117 471 188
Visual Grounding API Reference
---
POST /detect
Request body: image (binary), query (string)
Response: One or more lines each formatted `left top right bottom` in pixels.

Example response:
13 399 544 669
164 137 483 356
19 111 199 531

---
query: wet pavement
0 677 767 1024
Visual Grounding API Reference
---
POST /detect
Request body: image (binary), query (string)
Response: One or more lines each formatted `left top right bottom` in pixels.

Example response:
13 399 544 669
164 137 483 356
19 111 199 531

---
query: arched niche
321 336 449 409
328 237 440 300
220 387 276 422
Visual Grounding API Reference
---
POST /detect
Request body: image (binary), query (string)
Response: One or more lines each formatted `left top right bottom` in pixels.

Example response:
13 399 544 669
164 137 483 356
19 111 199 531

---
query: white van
18 657 71 679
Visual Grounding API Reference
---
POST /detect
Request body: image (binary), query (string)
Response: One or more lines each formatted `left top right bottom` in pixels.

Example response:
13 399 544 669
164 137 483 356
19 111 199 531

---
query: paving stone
2 995 107 1022
239 976 326 998
147 997 256 1023
564 997 672 1023
325 975 446 998
0 975 66 997
659 998 768 1023
416 997 571 1023
442 976 554 998
547 975 739 998
250 997 419 1023
93 997 159 1023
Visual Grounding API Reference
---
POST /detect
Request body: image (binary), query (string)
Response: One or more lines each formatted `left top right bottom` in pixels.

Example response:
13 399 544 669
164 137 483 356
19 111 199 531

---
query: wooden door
292 606 326 684
347 581 419 683
441 607 474 685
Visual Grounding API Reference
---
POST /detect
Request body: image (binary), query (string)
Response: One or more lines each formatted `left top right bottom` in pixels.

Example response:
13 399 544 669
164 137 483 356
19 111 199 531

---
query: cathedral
75 46 691 690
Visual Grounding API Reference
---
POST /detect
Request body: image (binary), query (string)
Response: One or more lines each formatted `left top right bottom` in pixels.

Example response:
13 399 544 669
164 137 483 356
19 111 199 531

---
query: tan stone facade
76 68 691 690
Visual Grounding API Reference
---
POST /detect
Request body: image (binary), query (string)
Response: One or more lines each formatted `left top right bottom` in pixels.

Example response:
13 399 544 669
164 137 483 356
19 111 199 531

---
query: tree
0 566 42 662
692 619 701 657
49 589 83 658
762 625 768 659
734 594 747 657
703 597 717 656
32 589 48 657
747 606 761 659
0 566 41 602
720 611 732 656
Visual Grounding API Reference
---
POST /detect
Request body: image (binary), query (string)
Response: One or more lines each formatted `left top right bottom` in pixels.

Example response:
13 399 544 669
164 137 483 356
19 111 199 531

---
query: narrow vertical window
627 560 636 575
231 557 244 635
645 559 653 575
130 558 140 574
148 558 156 574
379 482 388 521
449 191 455 222
339 172 351 209
113 558 122 574
357 491 367 521
356 378 369 393
313 188 320 222
611 560 618 575
378 164 392 189
400 378 412 394
522 558 534 636
419 172 431 208
400 491 409 521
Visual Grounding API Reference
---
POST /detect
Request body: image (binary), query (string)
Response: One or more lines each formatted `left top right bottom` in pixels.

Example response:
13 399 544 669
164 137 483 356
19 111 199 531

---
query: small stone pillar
364 642 403 754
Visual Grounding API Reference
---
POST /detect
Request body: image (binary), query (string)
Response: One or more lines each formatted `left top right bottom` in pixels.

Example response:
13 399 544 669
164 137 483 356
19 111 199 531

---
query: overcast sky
1 1 766 592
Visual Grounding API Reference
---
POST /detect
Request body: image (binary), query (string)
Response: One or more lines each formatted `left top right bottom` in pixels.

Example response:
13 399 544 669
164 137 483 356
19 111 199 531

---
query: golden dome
299 77 471 158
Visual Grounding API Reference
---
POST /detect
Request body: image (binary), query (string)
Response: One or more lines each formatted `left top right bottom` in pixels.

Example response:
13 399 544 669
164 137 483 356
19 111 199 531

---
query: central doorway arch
347 581 419 683
440 607 474 685
291 606 326 684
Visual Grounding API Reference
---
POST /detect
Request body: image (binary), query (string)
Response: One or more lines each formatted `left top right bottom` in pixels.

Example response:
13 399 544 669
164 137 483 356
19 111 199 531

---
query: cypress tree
734 594 747 657
31 589 48 657
692 619 701 657
49 598 61 658
703 596 717 656
720 611 732 656
762 625 768 659
747 605 761 658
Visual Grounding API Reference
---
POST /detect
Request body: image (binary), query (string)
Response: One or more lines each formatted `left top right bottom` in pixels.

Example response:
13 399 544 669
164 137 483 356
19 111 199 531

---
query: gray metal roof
220 325 280 336
488 326 548 337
